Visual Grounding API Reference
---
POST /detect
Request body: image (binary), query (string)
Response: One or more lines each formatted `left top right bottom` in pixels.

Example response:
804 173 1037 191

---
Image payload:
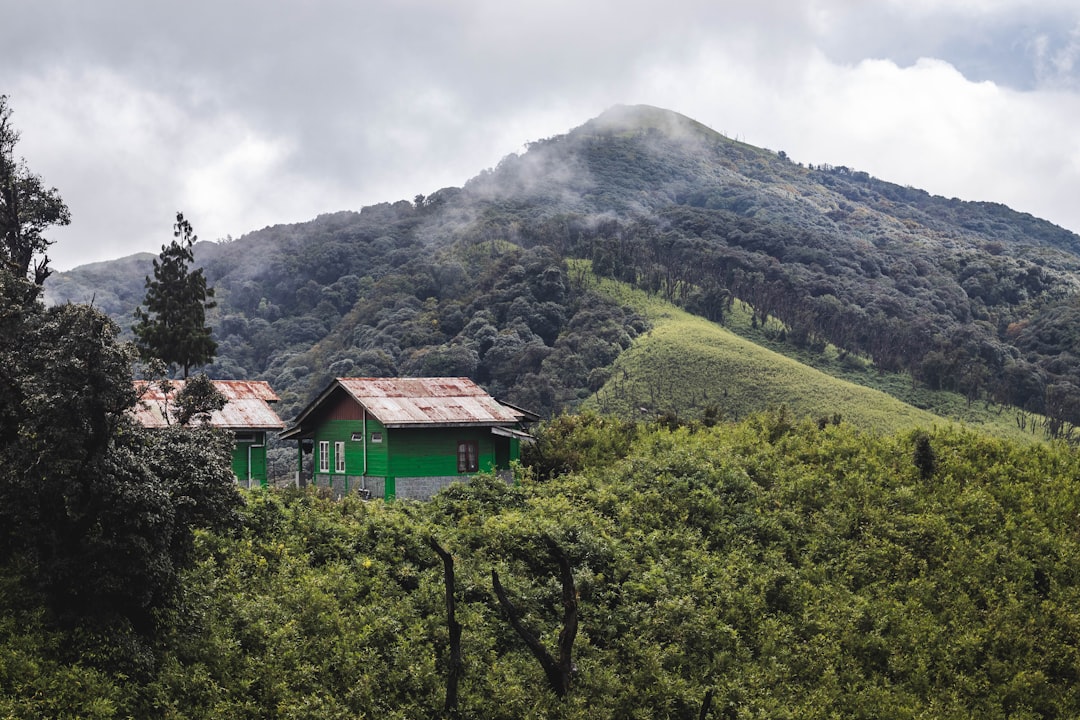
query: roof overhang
491 426 535 442
279 425 306 441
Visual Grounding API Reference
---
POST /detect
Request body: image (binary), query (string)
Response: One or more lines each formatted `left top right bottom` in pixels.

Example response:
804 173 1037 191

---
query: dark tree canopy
174 372 227 426
133 212 217 377
0 95 70 294
0 268 240 638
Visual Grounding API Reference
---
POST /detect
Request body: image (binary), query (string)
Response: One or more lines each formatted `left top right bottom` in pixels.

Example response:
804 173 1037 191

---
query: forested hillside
46 105 1080 433
5 416 1080 717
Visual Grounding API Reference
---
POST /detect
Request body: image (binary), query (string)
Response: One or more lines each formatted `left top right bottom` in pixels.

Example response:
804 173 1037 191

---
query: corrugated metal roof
132 380 285 430
337 377 524 427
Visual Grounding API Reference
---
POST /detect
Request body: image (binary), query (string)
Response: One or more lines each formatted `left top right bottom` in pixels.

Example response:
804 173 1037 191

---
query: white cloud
11 67 189 267
4 0 1080 271
631 43 1080 233
10 65 344 268
881 0 1074 15
1032 22 1080 89
181 130 293 240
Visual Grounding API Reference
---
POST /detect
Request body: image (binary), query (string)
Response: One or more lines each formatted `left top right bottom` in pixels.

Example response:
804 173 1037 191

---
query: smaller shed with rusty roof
134 379 285 487
280 377 536 500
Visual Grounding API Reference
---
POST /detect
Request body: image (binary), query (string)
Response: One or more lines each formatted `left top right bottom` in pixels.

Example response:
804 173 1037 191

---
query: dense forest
46 105 1080 436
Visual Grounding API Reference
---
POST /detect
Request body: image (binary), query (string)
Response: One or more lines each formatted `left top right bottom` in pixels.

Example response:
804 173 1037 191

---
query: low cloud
4 1 1080 269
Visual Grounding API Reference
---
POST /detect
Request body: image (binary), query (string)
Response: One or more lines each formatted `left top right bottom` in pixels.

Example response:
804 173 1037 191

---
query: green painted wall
389 427 498 477
495 436 522 468
363 418 389 476
308 419 518 493
231 446 246 482
312 417 389 487
232 432 268 488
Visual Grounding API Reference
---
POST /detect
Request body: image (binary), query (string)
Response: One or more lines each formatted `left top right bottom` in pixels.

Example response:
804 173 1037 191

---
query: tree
0 95 70 295
491 538 578 698
138 361 228 426
913 431 937 480
133 212 217 377
0 277 240 640
429 537 463 715
174 373 227 426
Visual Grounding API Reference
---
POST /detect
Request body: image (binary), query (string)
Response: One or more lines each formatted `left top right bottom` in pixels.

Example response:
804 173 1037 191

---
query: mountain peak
577 104 725 144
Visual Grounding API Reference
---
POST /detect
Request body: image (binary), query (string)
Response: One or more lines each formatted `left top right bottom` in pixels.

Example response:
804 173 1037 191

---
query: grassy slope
719 299 1039 434
575 263 1037 441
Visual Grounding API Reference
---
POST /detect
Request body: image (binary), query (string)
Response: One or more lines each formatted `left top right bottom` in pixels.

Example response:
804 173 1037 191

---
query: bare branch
490 538 578 698
428 537 463 715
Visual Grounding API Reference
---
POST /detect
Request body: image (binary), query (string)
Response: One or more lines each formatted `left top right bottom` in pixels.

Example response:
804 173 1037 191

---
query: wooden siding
308 418 520 499
231 431 268 487
363 417 389 476
388 427 498 477
326 389 365 421
311 417 389 488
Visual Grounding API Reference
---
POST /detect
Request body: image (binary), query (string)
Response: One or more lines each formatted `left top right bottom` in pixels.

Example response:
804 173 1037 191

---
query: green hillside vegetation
576 263 1041 442
45 105 1080 441
582 271 939 431
5 417 1080 717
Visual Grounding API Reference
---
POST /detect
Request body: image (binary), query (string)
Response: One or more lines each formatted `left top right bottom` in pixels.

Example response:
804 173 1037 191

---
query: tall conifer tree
134 212 217 377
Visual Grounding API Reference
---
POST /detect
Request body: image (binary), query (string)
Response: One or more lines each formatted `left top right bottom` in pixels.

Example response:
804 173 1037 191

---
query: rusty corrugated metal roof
132 379 285 430
337 377 524 427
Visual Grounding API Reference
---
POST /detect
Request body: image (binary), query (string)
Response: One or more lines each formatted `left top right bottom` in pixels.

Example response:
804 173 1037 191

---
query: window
335 441 345 473
457 440 479 473
319 440 329 473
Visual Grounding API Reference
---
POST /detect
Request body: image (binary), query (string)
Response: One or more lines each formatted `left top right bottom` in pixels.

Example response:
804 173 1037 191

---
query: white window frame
335 441 345 473
319 440 329 473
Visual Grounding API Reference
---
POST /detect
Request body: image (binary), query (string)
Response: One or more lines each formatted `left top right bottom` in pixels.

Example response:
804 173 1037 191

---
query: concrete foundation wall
316 472 513 501
349 475 384 500
394 475 461 501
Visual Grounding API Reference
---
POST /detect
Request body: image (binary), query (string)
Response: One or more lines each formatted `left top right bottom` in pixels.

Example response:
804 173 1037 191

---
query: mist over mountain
46 105 1080 431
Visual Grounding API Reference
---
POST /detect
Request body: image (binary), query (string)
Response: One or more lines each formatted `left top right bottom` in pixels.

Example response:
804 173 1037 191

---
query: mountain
45 105 1080 436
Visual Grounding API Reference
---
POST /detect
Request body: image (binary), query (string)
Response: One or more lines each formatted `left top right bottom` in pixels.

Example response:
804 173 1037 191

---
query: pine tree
133 212 217 377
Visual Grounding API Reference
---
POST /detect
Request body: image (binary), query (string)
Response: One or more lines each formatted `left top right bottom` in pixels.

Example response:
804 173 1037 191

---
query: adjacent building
280 377 536 500
133 379 286 487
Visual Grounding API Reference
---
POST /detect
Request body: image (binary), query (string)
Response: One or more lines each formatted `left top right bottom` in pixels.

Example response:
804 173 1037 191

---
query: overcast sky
3 0 1080 271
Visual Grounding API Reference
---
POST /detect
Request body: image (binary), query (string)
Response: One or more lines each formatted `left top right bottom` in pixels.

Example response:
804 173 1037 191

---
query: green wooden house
280 377 535 500
134 379 285 487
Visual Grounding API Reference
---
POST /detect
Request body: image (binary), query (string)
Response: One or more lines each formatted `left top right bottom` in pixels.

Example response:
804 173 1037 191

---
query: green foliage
912 431 937 479
578 263 1045 442
47 103 1080 434
8 413 1080 717
173 372 227 426
523 411 637 480
133 212 217 378
0 272 241 649
26 101 1080 715
0 95 70 293
581 271 944 433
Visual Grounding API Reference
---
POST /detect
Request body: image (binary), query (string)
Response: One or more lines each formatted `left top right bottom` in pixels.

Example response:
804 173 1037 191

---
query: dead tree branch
428 537 463 715
490 539 578 698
